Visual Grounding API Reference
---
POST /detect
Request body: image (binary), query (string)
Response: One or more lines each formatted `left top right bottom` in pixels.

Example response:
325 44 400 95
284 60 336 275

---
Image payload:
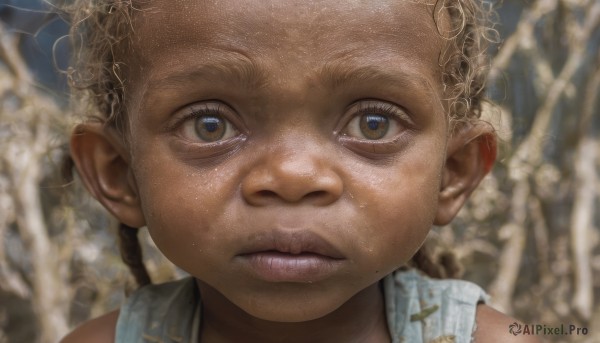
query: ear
70 122 146 228
434 122 497 225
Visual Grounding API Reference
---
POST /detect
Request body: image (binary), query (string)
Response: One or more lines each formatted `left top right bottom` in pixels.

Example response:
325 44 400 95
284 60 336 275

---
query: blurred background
0 0 598 342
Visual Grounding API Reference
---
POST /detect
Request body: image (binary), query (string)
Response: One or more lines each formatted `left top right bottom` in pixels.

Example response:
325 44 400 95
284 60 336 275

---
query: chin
242 300 340 323
229 284 351 323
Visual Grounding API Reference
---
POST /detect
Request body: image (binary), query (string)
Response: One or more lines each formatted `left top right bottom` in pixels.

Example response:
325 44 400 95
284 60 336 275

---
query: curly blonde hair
61 0 498 285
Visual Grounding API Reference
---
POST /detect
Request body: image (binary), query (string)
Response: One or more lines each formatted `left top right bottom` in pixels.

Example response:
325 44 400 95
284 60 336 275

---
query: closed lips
237 229 345 259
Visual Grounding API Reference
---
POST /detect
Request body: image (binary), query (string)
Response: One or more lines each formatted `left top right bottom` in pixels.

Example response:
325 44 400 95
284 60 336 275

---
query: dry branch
570 137 598 321
511 1 600 170
570 50 600 322
0 23 69 342
488 181 528 314
490 0 558 79
488 2 600 318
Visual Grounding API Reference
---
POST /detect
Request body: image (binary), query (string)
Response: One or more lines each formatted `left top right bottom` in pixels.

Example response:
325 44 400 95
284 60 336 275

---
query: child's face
76 0 493 323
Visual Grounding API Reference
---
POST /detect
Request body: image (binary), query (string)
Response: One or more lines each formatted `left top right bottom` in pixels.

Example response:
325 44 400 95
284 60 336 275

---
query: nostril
256 190 278 199
304 190 329 201
252 189 332 205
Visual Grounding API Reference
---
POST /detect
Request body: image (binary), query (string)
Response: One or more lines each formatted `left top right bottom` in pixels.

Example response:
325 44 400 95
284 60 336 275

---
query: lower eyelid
339 133 412 158
168 135 247 161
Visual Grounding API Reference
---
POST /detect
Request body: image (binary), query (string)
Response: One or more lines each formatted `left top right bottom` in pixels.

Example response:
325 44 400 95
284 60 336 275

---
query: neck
196 280 391 343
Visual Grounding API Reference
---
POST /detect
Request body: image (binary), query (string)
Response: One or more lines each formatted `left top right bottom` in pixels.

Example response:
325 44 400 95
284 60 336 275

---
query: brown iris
194 115 226 142
359 114 389 140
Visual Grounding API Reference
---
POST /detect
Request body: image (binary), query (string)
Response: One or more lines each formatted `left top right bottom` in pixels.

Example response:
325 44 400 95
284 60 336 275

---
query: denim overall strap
115 277 200 343
384 269 489 343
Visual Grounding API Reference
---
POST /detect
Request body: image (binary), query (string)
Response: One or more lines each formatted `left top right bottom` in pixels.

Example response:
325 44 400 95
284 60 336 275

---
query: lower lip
237 251 344 283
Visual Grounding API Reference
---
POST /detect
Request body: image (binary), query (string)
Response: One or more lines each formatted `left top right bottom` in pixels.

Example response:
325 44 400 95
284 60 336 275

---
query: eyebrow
316 60 436 94
146 56 270 92
146 55 436 96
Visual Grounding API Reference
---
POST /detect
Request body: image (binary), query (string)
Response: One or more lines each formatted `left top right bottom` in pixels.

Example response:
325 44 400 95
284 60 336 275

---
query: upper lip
237 229 345 259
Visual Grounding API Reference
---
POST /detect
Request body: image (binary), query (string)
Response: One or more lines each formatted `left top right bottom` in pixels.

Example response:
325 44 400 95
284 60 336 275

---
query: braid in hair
118 223 151 287
409 244 462 279
61 149 75 184
62 149 151 288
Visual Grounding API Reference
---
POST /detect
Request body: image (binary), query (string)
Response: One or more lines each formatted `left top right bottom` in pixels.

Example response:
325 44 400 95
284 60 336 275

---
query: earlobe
70 122 146 228
434 123 497 225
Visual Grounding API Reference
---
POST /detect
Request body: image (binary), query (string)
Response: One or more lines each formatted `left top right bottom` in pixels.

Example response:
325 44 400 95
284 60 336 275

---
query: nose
241 145 344 207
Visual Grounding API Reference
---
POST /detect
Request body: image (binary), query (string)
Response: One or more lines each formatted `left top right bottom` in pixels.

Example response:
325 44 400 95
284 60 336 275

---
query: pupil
367 117 380 130
203 118 219 132
359 114 389 140
195 115 226 141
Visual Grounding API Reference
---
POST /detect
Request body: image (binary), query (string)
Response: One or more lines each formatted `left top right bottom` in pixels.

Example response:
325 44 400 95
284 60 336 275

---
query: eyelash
187 103 223 120
168 102 219 131
353 101 411 123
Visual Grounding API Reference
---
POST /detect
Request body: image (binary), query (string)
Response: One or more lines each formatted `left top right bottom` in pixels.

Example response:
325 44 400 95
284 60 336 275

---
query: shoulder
60 310 119 343
474 304 541 343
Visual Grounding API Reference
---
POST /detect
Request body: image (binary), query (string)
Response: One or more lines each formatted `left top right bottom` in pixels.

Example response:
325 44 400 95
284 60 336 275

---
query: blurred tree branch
0 23 69 342
570 51 600 321
487 1 600 320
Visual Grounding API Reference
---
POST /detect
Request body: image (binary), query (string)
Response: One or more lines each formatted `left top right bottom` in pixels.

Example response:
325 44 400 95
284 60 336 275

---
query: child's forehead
125 0 448 103
130 0 444 57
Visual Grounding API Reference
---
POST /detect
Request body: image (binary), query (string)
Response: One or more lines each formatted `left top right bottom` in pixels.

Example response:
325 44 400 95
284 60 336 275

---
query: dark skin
63 0 540 342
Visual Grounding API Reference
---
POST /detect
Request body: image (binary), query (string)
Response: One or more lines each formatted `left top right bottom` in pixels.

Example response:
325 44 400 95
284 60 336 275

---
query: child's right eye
341 100 413 142
178 102 240 143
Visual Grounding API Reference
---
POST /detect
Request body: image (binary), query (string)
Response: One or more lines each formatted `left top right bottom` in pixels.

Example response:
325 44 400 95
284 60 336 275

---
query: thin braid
62 152 152 287
410 245 462 279
61 149 75 184
118 223 151 287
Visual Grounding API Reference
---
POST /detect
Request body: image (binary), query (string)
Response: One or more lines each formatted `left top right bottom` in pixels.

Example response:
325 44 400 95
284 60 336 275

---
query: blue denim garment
115 277 201 343
115 269 487 343
385 269 488 343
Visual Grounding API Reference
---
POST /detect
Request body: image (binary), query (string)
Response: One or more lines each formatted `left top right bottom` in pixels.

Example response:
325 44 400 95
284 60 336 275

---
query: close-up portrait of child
0 0 598 342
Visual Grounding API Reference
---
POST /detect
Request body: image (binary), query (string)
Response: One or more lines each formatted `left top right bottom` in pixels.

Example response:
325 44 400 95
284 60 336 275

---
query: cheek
132 156 241 272
347 145 444 268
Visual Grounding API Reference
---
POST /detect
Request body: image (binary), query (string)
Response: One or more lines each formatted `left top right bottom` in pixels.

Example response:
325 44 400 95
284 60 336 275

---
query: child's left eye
347 114 394 140
178 102 239 143
342 101 409 141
